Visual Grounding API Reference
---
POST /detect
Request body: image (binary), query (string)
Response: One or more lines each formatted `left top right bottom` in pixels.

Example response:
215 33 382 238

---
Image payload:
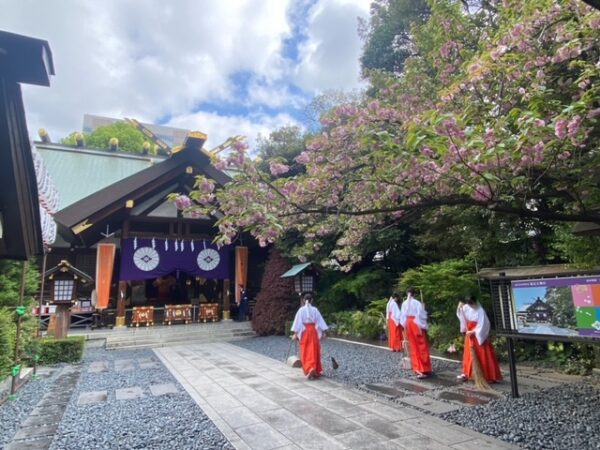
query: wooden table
131 306 154 327
199 303 219 322
164 304 192 325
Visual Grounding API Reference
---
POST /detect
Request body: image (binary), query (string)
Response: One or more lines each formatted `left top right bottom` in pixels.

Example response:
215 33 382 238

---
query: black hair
302 292 313 302
392 292 399 299
465 295 478 305
406 287 416 296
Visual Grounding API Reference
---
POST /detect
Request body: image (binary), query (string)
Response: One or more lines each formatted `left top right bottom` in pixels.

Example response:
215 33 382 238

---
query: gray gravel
232 335 459 385
48 346 233 450
442 381 600 450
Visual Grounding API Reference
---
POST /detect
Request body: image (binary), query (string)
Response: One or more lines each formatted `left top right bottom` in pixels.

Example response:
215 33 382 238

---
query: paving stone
139 361 160 369
13 424 58 440
335 428 387 449
114 359 135 371
365 384 406 398
349 413 416 440
4 436 53 450
392 433 454 450
438 391 490 406
36 394 70 407
399 395 461 414
218 406 263 429
401 418 472 445
21 414 61 427
235 422 292 450
77 390 108 405
29 404 66 416
149 383 178 396
115 386 145 400
88 361 109 373
392 380 431 393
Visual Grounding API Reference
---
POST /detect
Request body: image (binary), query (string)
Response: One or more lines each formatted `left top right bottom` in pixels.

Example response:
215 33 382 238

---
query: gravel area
0 366 66 448
48 346 233 450
232 335 459 385
442 381 600 450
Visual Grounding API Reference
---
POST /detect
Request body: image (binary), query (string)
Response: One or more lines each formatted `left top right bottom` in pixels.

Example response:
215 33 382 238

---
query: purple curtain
119 237 230 281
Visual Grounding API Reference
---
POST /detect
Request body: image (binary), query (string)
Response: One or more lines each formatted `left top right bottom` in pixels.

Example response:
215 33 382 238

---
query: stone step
106 334 255 350
105 330 256 349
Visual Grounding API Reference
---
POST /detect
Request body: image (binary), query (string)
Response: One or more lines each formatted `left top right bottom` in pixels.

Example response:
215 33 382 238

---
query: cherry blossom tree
173 0 600 270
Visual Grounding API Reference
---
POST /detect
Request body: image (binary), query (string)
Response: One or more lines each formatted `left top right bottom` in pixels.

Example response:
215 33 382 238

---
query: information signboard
511 276 600 338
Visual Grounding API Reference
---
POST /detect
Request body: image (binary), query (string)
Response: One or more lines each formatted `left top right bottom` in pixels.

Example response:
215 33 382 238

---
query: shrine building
36 128 266 330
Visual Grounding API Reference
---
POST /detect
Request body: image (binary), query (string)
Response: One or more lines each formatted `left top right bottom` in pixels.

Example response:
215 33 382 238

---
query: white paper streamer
175 240 179 252
180 240 185 251
165 239 169 251
133 237 138 250
191 240 195 252
152 238 156 249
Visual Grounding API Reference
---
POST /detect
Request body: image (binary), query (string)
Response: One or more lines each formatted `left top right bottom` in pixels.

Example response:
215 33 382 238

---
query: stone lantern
281 262 318 296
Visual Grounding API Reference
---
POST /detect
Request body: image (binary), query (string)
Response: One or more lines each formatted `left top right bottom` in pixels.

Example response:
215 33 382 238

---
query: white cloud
294 0 370 93
0 0 369 143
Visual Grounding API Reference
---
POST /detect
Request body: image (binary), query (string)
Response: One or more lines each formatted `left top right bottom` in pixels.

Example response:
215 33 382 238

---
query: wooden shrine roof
53 134 231 247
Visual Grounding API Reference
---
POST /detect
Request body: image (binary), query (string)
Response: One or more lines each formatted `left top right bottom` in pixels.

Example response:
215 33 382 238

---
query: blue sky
0 0 371 149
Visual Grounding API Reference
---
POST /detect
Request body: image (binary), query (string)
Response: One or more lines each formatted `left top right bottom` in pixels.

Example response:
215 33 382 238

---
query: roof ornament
100 224 115 239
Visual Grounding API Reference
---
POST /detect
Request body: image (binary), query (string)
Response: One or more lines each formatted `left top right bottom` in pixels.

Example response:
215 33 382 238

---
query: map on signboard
511 276 600 338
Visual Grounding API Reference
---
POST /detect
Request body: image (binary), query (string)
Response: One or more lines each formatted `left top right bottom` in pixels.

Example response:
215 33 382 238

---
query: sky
1 0 371 150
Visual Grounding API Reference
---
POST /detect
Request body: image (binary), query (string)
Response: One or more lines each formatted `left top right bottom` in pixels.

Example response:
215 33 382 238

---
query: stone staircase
70 321 255 350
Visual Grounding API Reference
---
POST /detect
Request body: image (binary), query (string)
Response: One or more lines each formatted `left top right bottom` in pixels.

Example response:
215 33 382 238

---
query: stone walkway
155 343 519 450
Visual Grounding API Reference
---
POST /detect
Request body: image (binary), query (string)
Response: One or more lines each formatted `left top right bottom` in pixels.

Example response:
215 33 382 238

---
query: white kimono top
291 303 328 340
386 297 401 326
399 296 428 330
457 303 491 345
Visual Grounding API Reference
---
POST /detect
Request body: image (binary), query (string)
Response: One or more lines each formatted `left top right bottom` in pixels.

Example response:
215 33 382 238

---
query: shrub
37 336 85 365
329 298 388 340
317 267 396 317
252 248 298 335
0 308 15 379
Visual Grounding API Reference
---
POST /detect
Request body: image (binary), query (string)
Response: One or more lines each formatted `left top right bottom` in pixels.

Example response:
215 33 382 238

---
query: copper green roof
281 263 312 278
36 143 166 210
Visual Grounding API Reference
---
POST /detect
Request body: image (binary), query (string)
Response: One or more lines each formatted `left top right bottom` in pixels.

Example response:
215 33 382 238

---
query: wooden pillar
222 278 231 320
116 280 127 327
53 303 71 339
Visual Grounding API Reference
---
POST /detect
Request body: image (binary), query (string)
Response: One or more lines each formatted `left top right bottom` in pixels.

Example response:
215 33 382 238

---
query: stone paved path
155 342 519 450
3 366 80 450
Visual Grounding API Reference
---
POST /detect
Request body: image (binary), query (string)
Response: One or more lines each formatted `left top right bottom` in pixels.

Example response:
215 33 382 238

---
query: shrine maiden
386 293 403 352
291 293 328 380
456 296 502 383
399 287 432 378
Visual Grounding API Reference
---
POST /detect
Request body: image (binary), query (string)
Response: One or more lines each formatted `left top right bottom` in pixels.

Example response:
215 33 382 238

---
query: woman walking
399 287 432 378
291 292 328 380
386 293 403 352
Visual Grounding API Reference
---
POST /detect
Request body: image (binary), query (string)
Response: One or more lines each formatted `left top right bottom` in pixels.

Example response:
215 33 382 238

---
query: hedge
37 336 85 365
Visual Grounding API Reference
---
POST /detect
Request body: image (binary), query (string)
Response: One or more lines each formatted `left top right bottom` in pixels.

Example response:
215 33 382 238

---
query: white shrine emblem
197 248 220 271
133 247 160 271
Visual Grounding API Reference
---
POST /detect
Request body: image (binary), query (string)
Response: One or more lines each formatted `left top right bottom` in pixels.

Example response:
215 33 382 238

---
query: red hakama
387 313 403 352
463 320 502 382
300 323 323 377
406 316 432 374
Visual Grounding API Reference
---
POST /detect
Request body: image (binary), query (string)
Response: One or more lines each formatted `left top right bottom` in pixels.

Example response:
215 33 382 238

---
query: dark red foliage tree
252 248 298 335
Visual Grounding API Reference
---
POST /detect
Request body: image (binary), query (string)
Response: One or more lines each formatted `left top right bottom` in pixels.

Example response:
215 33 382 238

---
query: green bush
329 299 388 340
38 336 85 365
427 322 464 354
0 308 16 379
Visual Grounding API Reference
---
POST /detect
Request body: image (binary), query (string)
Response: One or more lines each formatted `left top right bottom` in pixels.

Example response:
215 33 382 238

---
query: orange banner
235 246 248 302
95 243 116 309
